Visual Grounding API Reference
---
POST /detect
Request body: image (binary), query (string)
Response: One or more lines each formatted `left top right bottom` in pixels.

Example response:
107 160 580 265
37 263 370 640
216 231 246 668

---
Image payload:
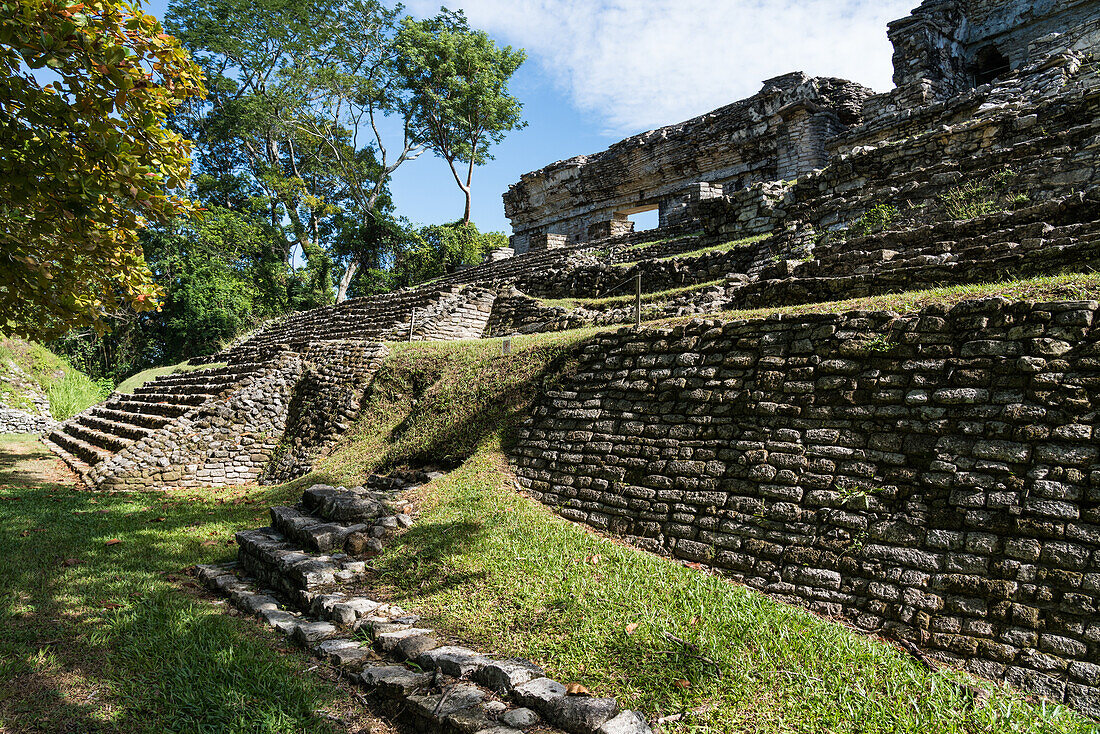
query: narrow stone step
76 412 157 441
47 428 111 466
235 527 369 605
41 435 94 479
269 505 372 553
65 421 132 453
299 484 405 524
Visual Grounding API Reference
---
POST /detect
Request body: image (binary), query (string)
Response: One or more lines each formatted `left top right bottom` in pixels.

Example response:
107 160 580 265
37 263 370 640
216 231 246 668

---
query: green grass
700 272 1100 327
114 361 226 395
539 279 726 312
613 234 769 267
0 336 109 420
291 335 1093 734
619 231 705 253
45 371 112 421
0 435 354 733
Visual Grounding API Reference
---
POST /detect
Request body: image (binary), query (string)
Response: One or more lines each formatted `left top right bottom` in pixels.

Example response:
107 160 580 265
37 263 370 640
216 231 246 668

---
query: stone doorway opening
619 203 659 232
974 45 1010 86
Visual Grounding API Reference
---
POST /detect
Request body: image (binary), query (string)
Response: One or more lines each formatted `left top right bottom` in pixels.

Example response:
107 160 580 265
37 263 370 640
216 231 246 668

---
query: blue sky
144 0 917 235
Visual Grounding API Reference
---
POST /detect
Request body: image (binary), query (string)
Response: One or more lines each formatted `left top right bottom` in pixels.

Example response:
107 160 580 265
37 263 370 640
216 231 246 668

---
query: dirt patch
0 435 78 490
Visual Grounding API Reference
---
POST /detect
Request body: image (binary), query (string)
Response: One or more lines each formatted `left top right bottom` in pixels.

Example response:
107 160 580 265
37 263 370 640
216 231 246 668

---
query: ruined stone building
503 0 1100 253
36 0 1100 717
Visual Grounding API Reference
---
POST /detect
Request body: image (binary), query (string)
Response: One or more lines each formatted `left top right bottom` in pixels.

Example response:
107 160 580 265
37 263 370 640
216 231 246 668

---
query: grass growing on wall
538 279 727 312
295 331 1095 734
0 336 111 420
613 233 769 267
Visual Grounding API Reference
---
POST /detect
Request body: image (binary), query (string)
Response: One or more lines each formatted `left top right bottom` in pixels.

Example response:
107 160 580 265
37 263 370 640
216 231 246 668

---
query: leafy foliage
395 9 526 223
387 221 507 292
0 0 205 339
166 0 410 302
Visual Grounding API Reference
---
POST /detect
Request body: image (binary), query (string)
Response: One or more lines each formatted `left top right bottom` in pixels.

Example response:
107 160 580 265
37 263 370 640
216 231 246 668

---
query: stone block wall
0 362 57 434
887 0 1100 101
263 341 389 483
510 299 1100 715
503 74 870 252
0 406 56 435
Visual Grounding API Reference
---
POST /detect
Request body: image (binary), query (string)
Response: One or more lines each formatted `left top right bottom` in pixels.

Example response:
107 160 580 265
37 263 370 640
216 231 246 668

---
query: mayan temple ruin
28 0 1100 723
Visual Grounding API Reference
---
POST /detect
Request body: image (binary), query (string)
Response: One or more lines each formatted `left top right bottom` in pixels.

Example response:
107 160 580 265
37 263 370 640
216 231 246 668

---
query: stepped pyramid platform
46 342 389 489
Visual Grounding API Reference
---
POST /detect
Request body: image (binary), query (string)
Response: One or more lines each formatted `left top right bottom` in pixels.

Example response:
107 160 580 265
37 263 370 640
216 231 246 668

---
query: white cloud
403 0 917 135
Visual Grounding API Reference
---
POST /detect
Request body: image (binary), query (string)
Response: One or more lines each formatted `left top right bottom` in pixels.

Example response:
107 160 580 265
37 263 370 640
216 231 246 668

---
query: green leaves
1 0 206 341
393 8 526 221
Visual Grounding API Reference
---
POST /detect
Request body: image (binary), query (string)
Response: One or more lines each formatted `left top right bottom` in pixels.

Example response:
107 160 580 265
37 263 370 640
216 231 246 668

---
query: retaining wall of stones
263 341 389 483
0 406 56 434
510 299 1100 716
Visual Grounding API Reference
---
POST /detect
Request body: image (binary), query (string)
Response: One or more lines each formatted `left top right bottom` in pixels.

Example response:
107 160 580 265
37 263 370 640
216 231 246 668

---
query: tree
0 0 205 340
389 220 506 289
168 0 415 303
395 9 526 224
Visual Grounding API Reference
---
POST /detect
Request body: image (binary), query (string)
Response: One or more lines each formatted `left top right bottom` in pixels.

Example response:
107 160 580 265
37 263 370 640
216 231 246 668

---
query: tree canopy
395 10 526 224
0 0 206 340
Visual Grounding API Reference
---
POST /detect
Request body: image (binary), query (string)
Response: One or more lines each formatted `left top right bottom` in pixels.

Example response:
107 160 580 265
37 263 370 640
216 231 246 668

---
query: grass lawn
298 334 1094 734
0 434 380 734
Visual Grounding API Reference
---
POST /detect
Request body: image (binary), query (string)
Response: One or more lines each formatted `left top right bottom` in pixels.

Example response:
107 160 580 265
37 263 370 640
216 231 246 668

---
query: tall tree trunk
462 189 472 225
336 258 360 303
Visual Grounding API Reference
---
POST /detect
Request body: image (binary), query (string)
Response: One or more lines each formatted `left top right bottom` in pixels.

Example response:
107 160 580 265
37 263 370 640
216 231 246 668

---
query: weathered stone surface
598 711 653 734
418 646 492 678
501 708 541 728
474 659 546 693
361 665 432 696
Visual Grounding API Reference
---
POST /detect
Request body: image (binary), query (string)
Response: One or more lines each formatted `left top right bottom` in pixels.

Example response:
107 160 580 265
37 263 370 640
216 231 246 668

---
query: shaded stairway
45 341 389 490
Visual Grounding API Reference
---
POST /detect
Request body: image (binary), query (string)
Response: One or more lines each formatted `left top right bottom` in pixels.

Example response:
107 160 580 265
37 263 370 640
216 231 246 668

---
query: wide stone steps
90 406 175 431
105 398 193 419
40 435 94 478
196 479 653 734
46 428 111 467
63 421 132 453
76 413 158 441
122 390 212 405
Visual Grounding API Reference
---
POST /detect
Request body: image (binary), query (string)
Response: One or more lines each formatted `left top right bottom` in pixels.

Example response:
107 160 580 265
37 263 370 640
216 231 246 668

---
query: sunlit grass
0 435 344 733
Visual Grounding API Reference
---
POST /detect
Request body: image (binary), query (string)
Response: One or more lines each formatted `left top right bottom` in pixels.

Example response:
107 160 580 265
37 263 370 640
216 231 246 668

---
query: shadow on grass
0 437 341 733
371 519 488 600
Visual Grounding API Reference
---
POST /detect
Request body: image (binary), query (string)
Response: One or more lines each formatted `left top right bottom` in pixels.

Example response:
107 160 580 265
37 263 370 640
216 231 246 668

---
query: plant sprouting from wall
940 168 1029 220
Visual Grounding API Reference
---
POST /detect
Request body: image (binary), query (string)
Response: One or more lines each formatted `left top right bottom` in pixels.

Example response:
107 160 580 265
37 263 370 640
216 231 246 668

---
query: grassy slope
297 307 1095 733
0 435 366 733
0 337 108 421
4 274 1099 731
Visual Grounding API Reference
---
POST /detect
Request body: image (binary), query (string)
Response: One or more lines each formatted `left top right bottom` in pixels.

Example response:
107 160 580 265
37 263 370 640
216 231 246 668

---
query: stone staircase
44 359 271 482
44 341 389 490
197 475 653 734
